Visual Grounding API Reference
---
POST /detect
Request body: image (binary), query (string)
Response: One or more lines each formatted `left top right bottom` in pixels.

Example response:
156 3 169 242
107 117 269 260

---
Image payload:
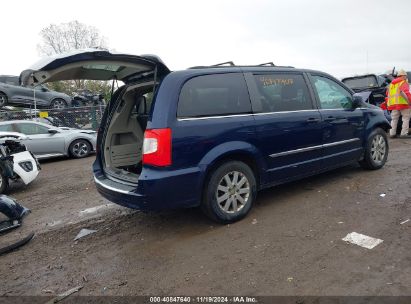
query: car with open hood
20 49 390 223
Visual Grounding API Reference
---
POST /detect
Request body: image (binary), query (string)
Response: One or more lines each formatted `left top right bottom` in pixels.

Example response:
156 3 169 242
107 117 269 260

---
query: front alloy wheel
359 128 388 170
370 134 386 166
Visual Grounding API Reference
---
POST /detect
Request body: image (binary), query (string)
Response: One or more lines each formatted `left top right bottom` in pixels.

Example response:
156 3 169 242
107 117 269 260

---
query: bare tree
37 21 110 100
38 20 107 56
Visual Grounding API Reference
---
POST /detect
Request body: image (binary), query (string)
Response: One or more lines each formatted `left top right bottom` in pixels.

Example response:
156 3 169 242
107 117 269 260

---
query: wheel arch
365 116 391 139
67 137 94 155
0 90 9 103
198 142 265 205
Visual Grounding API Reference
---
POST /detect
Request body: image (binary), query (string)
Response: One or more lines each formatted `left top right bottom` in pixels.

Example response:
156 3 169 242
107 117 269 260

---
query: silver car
0 120 96 159
0 75 72 109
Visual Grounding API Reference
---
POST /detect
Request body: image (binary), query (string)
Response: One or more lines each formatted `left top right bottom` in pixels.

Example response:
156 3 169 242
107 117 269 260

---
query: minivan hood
20 49 170 86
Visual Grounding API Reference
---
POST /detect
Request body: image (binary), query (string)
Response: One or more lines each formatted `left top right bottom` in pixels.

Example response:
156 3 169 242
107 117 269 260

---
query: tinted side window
252 73 313 112
312 76 353 109
177 73 251 118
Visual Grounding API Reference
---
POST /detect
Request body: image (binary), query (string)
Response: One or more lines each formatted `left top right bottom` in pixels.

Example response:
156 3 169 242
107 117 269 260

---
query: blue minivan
21 50 390 223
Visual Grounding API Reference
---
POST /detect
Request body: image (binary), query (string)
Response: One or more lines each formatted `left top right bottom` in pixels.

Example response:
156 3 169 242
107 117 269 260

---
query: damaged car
341 74 390 107
0 132 40 193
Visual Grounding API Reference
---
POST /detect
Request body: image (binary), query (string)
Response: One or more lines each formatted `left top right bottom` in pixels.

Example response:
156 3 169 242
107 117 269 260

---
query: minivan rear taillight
142 128 172 166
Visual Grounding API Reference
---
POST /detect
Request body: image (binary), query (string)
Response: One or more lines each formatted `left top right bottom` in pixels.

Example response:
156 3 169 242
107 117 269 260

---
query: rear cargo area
102 82 155 183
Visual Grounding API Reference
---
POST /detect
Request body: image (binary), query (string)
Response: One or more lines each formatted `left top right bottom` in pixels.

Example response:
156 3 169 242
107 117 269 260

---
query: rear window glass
177 73 251 118
252 73 313 112
342 76 378 89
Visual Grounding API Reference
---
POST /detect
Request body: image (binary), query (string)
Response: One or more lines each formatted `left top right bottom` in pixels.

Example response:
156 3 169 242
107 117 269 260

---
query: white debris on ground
342 232 383 249
79 204 115 216
74 228 97 241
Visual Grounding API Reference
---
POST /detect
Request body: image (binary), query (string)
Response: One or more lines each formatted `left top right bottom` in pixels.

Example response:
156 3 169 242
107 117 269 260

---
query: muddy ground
0 139 410 297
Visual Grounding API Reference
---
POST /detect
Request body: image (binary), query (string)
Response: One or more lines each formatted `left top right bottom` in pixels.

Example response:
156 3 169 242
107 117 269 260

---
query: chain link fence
0 105 106 130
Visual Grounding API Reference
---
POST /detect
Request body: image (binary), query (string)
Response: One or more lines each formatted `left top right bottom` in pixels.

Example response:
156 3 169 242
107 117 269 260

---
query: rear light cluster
142 128 172 166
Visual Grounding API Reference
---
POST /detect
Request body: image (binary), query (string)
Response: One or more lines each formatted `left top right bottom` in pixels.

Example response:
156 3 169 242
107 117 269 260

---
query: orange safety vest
387 80 409 107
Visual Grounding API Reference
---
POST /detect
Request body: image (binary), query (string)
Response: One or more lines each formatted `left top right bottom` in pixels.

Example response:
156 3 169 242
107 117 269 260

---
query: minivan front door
245 72 323 186
309 74 364 167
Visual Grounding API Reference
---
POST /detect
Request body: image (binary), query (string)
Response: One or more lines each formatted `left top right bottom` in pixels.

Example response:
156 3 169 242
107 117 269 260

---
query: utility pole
366 50 369 73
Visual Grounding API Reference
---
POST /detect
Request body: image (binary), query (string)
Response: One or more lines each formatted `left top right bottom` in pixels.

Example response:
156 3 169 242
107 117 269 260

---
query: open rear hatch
20 49 170 184
20 48 169 86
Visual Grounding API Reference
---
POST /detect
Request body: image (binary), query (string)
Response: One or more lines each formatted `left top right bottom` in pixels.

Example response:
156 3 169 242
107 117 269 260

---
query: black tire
201 161 257 223
0 169 9 194
0 92 8 108
359 128 389 170
50 98 67 109
69 139 91 159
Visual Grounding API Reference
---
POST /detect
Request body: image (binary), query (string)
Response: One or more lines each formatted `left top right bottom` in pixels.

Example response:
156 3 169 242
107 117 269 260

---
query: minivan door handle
324 116 336 122
306 117 320 123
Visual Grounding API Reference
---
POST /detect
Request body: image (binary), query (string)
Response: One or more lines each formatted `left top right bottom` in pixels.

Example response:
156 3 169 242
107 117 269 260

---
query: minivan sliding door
244 72 323 186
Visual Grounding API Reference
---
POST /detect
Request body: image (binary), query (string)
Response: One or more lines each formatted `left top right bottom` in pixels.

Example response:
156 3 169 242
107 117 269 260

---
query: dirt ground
0 139 410 297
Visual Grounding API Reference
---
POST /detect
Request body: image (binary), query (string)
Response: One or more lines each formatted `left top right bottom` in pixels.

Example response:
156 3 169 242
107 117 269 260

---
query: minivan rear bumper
93 160 202 211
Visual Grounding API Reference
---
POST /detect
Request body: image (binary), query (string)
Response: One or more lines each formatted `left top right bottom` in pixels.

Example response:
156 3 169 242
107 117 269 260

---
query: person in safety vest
386 69 411 138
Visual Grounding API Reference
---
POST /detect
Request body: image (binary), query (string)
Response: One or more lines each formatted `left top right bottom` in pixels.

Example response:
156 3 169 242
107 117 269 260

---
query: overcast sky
1 0 410 79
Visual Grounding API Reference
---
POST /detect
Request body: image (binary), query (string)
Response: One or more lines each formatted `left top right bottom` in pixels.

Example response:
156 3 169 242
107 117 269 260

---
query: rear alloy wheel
69 139 91 158
359 128 388 170
51 98 67 109
202 161 257 223
0 93 8 108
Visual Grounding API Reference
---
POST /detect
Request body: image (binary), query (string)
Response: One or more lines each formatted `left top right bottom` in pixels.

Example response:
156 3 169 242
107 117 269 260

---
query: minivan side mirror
41 87 48 92
48 129 59 134
352 94 363 108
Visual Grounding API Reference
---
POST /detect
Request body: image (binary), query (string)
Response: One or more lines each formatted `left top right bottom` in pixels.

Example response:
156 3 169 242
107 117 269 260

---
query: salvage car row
0 75 104 109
